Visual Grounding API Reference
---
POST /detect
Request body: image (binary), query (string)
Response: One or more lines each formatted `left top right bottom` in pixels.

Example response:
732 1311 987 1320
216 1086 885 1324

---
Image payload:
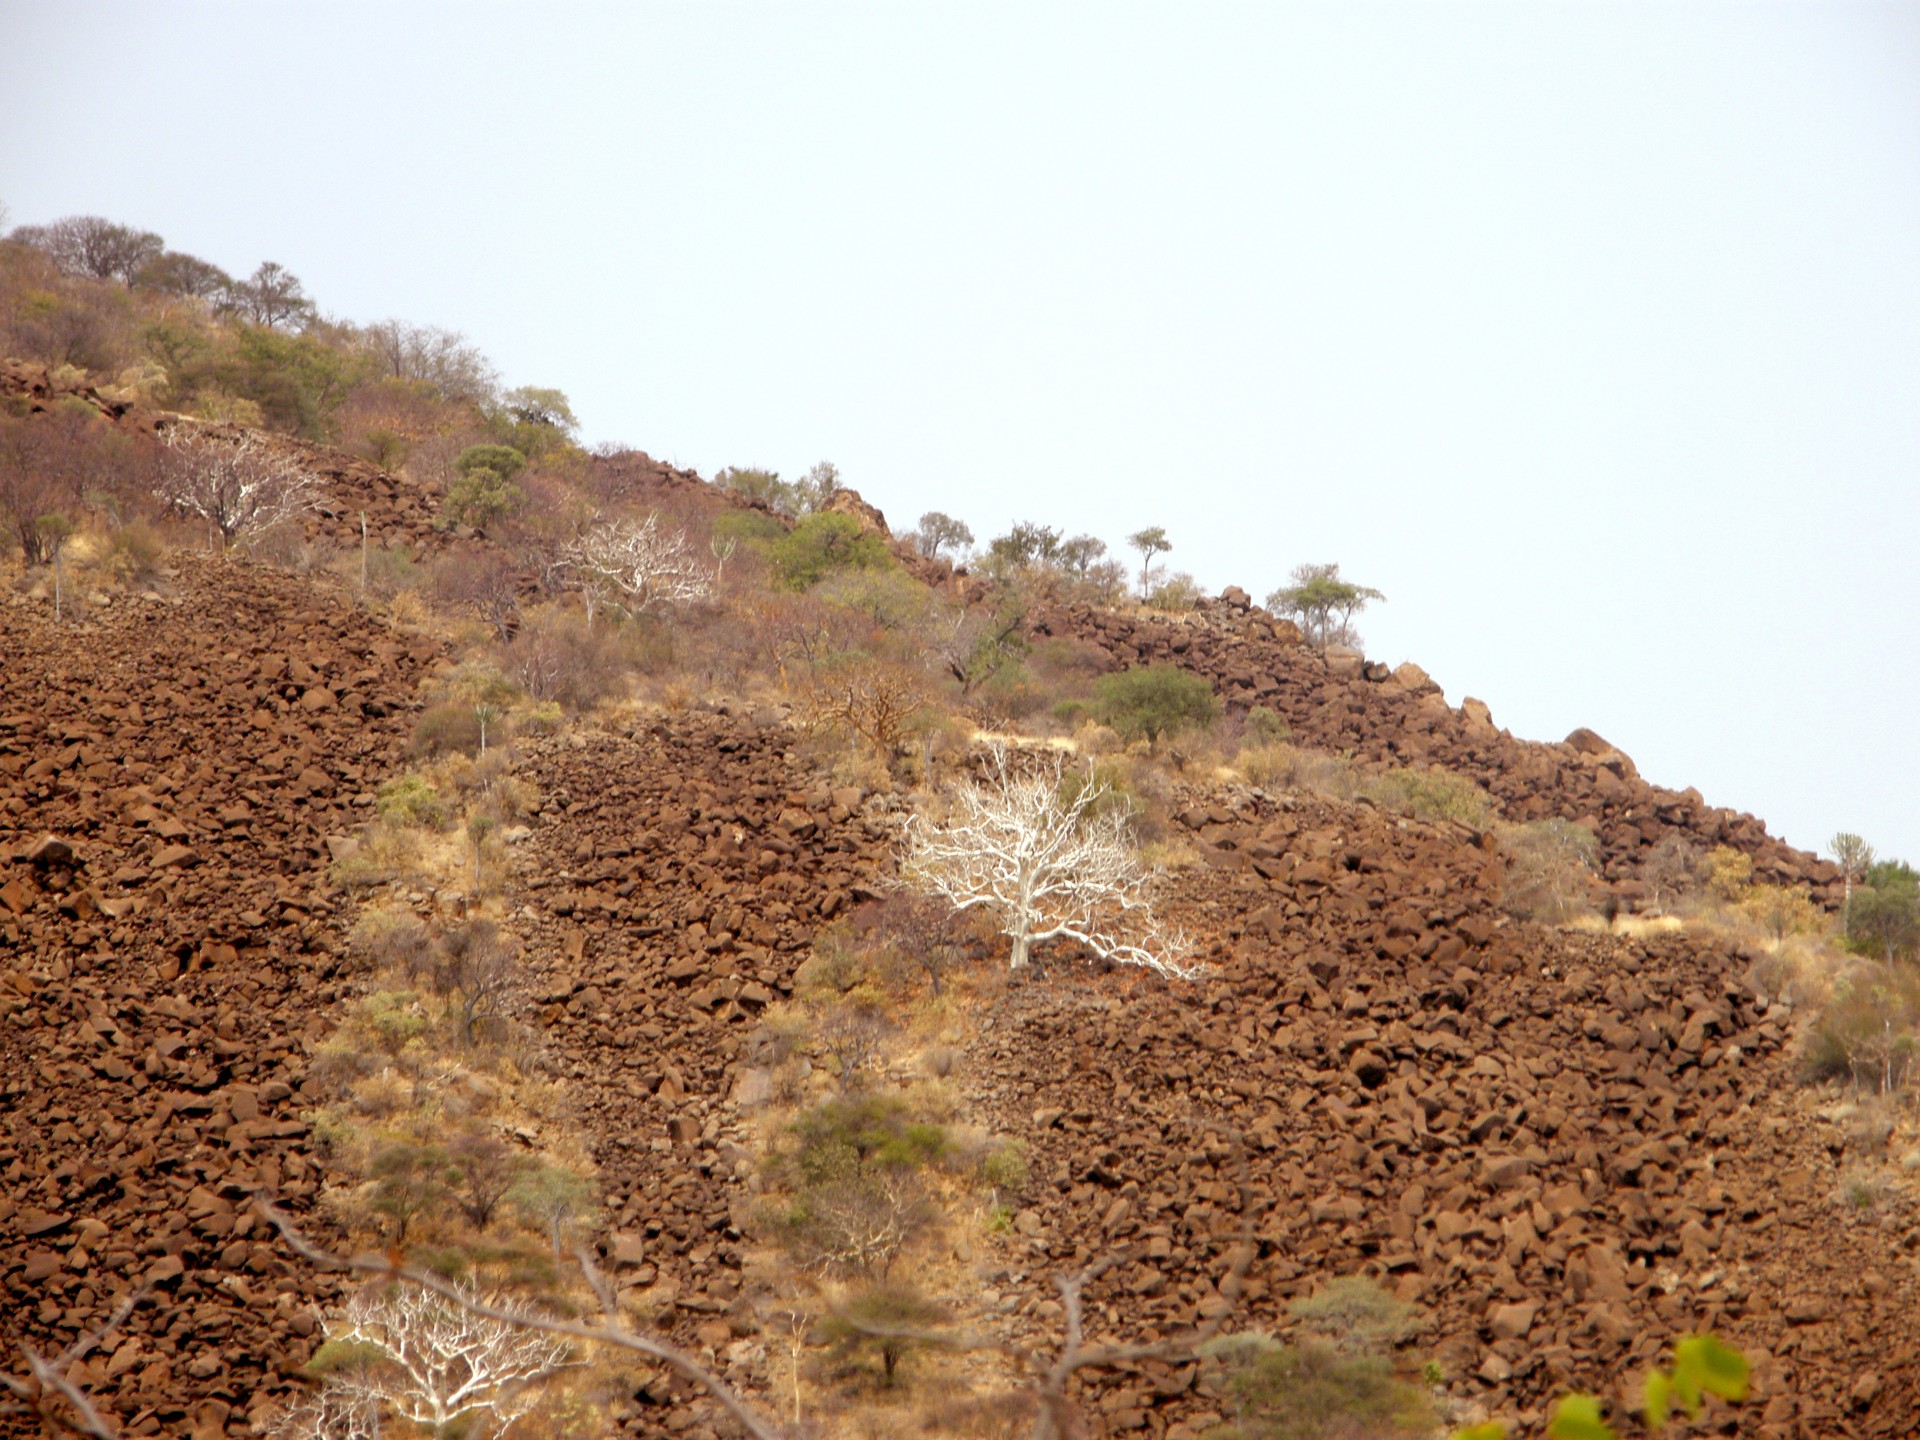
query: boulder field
0 555 437 1437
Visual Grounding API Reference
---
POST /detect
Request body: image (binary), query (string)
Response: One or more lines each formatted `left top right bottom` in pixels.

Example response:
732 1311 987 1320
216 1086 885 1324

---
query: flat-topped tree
1266 562 1384 649
1127 526 1170 598
902 744 1191 976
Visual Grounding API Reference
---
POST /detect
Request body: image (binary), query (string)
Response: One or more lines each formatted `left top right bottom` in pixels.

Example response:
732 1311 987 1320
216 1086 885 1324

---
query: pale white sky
4 2 1916 863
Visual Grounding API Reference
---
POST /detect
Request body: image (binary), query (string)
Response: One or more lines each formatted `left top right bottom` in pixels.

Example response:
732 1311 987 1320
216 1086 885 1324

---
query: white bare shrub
902 744 1193 976
266 1386 378 1440
316 1285 570 1436
157 428 322 546
561 512 713 629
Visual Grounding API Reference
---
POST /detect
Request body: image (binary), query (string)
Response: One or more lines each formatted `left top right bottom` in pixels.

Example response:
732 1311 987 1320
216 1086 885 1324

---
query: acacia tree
902 744 1191 975
1266 562 1385 649
156 429 322 547
561 512 713 630
1830 832 1876 938
316 1286 570 1436
914 510 973 560
1127 526 1171 598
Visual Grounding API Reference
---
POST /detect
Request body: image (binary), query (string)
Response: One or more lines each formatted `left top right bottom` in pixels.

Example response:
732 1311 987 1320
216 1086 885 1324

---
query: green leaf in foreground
1546 1393 1615 1440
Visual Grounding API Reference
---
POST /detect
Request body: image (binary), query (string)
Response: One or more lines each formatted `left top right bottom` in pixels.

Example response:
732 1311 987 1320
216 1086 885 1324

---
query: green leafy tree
1851 859 1920 964
508 1164 596 1258
499 384 577 434
1057 533 1108 578
791 459 842 514
442 444 527 532
135 249 233 299
1093 664 1219 748
489 384 580 460
716 465 792 511
221 324 361 438
1127 526 1170 598
988 520 1061 570
913 510 973 560
368 1143 454 1242
768 512 892 589
1267 563 1385 649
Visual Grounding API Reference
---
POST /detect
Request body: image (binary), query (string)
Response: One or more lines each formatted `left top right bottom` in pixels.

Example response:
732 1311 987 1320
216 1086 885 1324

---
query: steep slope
964 792 1916 1436
0 394 1902 1440
495 720 1914 1437
0 556 438 1436
1027 594 1836 903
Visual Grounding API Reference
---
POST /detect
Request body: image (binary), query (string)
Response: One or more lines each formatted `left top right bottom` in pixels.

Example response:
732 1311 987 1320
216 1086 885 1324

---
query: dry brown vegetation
0 216 1915 1440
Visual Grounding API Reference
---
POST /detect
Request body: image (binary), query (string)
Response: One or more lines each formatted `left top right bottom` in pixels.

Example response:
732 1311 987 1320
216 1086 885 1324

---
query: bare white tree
266 1386 379 1440
561 512 713 630
902 744 1193 976
157 429 322 548
319 1285 570 1437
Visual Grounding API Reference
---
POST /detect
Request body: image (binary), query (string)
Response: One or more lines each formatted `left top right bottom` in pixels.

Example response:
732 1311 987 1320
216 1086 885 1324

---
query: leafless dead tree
264 1385 379 1440
157 428 322 548
561 512 712 629
902 743 1193 975
261 1201 788 1440
263 1178 1255 1440
319 1284 570 1436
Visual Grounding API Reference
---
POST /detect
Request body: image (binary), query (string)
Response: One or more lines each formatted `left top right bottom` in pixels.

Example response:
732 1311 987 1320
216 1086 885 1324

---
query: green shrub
1057 761 1141 827
1093 663 1219 747
1362 766 1494 828
768 512 892 589
712 507 788 544
1145 571 1202 611
972 662 1045 725
1243 706 1291 744
821 1283 950 1387
357 990 430 1056
1200 1332 1431 1440
1288 1276 1421 1352
787 1094 950 1185
979 1140 1030 1196
452 443 526 482
409 702 483 758
1804 964 1920 1093
519 699 564 733
441 465 524 531
375 773 448 828
1500 819 1599 923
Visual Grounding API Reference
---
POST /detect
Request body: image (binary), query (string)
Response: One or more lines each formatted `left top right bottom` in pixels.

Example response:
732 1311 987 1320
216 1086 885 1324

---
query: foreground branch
258 1200 786 1440
1 1285 149 1439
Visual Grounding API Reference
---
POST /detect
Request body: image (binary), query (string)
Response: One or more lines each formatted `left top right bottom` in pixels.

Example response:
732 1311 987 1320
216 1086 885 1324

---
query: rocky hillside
0 555 438 1436
0 385 1911 1440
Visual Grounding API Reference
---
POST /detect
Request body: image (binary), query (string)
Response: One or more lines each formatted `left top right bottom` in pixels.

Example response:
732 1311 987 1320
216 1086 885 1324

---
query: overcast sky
4 1 1916 863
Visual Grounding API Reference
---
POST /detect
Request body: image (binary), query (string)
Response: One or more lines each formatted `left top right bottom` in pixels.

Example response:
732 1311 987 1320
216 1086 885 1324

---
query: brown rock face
820 487 892 536
0 553 438 1433
1027 596 1833 905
